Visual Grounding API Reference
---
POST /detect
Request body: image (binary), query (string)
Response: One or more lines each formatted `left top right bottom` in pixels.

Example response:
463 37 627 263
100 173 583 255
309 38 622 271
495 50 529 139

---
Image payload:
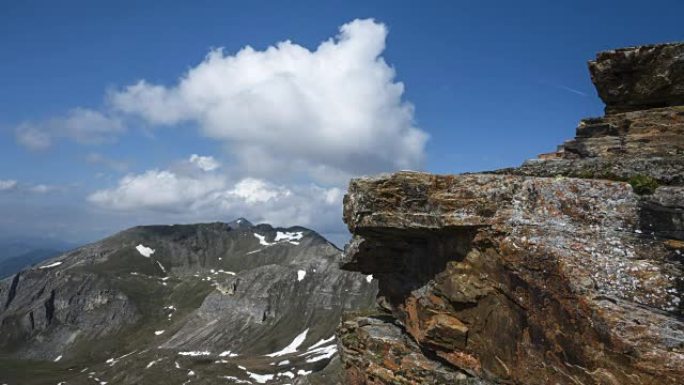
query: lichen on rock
337 42 684 385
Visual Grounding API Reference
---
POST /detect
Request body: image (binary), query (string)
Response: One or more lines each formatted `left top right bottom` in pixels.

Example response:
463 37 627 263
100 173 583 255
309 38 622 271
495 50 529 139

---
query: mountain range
0 219 377 384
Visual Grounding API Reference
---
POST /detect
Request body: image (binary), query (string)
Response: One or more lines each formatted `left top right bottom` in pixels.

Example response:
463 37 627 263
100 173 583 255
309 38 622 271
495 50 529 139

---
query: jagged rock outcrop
506 105 684 185
505 44 684 186
337 42 684 385
589 43 684 113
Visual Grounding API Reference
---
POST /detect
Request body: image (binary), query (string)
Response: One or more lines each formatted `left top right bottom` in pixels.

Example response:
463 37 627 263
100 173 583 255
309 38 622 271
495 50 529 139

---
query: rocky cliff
337 43 684 385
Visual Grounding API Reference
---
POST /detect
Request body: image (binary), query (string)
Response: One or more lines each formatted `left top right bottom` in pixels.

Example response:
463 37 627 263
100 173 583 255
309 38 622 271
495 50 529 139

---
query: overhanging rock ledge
336 42 684 385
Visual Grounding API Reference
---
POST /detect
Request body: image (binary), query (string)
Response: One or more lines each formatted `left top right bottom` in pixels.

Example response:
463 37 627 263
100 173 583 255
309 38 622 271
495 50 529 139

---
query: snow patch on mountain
303 344 337 363
254 231 304 247
275 231 303 243
253 233 272 246
308 335 335 350
136 244 155 257
246 371 274 384
39 261 63 269
178 351 211 356
266 329 309 357
155 260 167 274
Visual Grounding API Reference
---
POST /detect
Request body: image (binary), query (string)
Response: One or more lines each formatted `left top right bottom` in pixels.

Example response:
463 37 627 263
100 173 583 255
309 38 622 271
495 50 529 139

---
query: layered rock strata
505 43 684 185
337 42 684 385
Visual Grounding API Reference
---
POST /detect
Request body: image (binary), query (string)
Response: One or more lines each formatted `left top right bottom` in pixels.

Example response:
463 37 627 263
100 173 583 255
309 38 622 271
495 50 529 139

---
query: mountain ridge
0 219 376 384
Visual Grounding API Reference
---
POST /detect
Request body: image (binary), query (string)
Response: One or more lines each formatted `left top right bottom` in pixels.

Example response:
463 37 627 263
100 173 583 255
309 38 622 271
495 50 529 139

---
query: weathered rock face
589 43 684 113
506 43 684 188
507 106 684 185
337 42 684 385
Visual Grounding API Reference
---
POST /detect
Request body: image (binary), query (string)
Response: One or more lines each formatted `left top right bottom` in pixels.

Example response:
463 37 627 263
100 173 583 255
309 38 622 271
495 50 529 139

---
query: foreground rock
337 42 683 385
0 220 376 384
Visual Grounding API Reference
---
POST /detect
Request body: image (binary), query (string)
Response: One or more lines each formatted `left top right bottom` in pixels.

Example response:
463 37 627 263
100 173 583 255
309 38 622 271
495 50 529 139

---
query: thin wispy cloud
0 180 65 194
15 108 125 150
0 179 18 191
85 153 130 173
555 84 587 97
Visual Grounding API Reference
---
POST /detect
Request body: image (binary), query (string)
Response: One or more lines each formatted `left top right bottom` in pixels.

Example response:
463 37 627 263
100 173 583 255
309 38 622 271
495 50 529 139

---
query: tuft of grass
0 358 77 385
628 174 659 195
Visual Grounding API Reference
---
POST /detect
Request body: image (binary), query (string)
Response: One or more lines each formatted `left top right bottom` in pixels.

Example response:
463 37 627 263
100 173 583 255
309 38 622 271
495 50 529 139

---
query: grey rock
589 42 684 113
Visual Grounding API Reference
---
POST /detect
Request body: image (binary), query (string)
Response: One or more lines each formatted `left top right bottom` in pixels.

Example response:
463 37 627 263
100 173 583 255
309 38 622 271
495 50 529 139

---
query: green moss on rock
628 174 660 195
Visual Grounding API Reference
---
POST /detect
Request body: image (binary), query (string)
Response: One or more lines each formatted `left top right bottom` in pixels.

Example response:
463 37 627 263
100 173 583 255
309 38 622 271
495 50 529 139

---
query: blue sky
1 0 682 246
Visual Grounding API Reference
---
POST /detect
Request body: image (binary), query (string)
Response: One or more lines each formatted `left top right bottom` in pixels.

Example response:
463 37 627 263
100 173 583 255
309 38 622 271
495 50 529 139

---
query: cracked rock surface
337 42 684 385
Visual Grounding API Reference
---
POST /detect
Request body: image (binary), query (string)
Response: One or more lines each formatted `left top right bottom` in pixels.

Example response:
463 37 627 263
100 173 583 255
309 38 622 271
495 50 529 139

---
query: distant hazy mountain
0 237 76 279
0 219 376 384
0 249 62 279
0 236 74 259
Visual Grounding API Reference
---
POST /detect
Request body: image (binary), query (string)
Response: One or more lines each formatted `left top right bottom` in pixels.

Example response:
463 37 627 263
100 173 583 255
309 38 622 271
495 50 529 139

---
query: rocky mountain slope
337 42 683 384
0 219 377 384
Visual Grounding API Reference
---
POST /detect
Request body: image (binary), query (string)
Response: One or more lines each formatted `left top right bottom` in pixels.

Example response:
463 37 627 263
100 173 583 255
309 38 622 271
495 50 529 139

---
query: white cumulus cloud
189 154 220 172
226 178 289 204
109 18 427 183
88 169 226 211
87 157 343 231
20 19 428 243
30 184 53 194
16 108 125 150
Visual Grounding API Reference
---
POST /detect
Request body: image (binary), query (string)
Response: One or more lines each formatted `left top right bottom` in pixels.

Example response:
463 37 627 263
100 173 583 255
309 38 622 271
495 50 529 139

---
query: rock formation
337 42 684 384
590 43 684 114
